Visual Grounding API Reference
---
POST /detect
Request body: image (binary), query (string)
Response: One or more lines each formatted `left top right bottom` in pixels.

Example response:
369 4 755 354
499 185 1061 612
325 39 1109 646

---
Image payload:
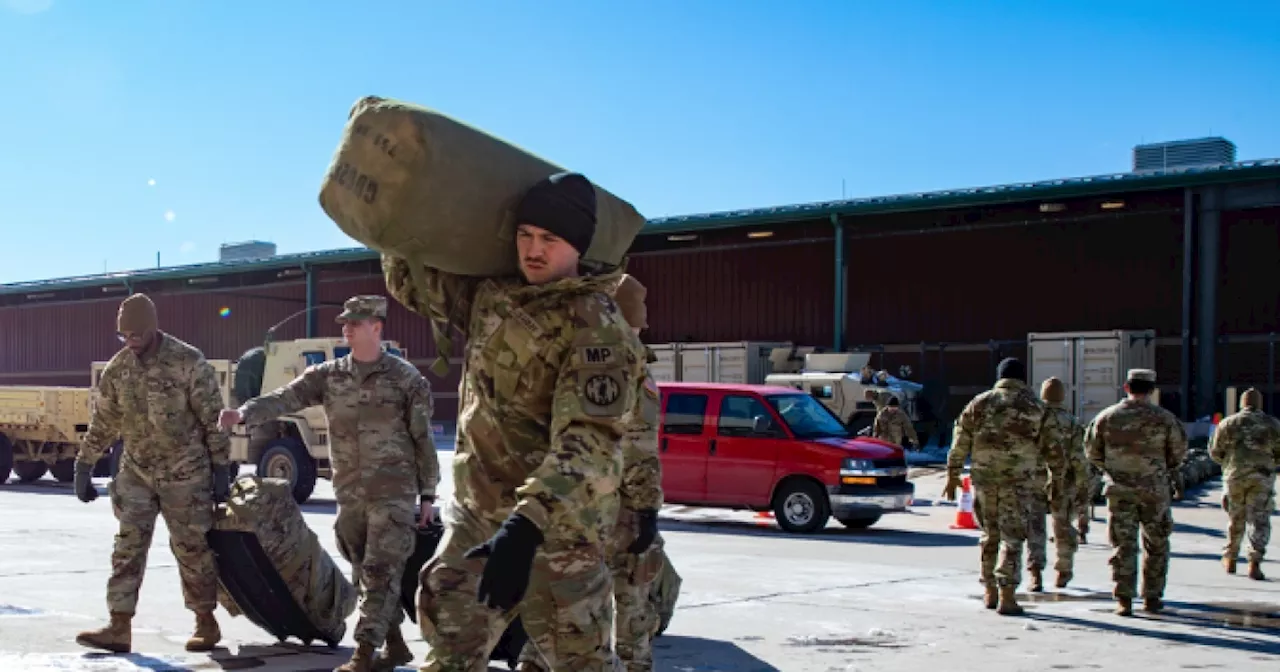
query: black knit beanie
515 172 597 256
996 357 1026 382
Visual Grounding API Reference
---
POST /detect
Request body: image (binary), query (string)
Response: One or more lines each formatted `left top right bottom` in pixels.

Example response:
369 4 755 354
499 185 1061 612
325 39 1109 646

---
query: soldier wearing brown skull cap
74 293 231 653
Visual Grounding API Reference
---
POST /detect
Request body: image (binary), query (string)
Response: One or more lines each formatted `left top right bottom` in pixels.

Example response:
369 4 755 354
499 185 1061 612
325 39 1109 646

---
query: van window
810 385 834 399
663 393 708 435
717 395 773 437
302 351 326 366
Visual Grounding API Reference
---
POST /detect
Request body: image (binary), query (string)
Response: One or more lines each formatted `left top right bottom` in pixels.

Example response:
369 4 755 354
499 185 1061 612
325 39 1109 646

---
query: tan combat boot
983 584 999 609
1248 560 1265 581
996 585 1024 616
373 626 413 671
76 612 133 653
1223 555 1237 574
1143 596 1163 613
1028 569 1044 593
335 642 376 672
185 611 221 652
1055 571 1072 588
1114 596 1133 617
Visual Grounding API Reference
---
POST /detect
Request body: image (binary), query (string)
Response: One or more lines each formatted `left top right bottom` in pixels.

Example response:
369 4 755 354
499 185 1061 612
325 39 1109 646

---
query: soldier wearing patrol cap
1085 368 1188 617
219 295 440 672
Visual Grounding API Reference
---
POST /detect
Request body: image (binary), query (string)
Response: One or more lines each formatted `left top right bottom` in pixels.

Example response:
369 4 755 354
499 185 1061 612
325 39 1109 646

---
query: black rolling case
399 521 530 668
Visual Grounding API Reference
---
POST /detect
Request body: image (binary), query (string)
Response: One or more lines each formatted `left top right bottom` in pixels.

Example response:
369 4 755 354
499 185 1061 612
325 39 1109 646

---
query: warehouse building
3 137 1280 423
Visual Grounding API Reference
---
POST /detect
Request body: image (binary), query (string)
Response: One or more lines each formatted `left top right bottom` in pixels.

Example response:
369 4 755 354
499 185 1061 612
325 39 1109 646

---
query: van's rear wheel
773 480 830 534
838 514 882 529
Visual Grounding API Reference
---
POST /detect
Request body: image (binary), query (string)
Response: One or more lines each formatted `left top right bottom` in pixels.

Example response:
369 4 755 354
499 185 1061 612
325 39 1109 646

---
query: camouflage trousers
516 510 666 672
974 484 1038 588
1024 492 1049 572
105 460 217 614
417 506 619 672
1223 476 1275 563
1049 486 1080 574
333 498 417 648
1106 486 1173 599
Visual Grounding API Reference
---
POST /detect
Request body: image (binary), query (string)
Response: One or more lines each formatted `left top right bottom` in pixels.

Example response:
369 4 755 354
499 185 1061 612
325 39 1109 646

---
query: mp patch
579 345 618 366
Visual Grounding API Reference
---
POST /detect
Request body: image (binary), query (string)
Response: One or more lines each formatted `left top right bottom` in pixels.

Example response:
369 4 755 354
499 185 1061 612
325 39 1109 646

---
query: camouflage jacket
1208 408 1280 487
947 378 1051 488
239 351 439 503
1085 398 1187 494
383 255 646 545
620 347 662 512
1042 403 1089 495
873 406 918 447
77 332 230 478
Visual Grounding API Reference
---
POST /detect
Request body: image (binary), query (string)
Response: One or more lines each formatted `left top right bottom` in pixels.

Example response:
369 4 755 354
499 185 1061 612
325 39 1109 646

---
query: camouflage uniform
1085 369 1187 612
872 405 918 448
1208 394 1280 575
947 366 1050 614
238 296 439 659
76 316 228 649
1041 399 1088 580
383 255 646 672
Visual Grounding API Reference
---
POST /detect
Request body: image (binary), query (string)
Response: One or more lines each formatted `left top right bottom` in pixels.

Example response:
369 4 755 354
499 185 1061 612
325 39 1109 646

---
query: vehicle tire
50 458 76 483
837 514 882 530
257 437 317 504
0 433 12 485
772 479 831 534
13 460 48 483
92 440 120 478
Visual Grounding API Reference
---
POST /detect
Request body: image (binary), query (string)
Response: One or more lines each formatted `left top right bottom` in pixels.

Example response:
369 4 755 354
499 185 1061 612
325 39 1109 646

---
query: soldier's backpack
318 95 647 279
208 476 358 648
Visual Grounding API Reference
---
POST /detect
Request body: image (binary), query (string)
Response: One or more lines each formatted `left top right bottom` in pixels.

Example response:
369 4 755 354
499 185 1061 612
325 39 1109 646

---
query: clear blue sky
2 0 1278 285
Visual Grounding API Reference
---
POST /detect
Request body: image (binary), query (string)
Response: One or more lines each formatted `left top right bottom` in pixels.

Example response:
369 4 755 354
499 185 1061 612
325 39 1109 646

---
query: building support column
305 264 319 338
1194 186 1222 418
831 214 845 352
1180 188 1194 420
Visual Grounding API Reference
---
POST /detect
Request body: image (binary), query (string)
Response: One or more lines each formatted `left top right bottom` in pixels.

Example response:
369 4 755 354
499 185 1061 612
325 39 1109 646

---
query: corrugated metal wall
628 240 835 346
842 212 1185 345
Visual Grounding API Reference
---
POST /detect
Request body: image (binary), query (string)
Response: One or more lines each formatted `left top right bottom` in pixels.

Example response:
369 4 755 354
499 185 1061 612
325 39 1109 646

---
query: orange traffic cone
950 475 978 530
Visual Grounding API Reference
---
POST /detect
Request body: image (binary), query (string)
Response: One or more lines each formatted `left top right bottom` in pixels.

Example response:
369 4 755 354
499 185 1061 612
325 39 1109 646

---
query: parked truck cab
658 382 914 534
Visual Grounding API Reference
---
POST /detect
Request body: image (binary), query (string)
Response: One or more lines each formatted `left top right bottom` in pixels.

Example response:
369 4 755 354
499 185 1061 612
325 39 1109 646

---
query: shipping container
647 344 679 382
1027 329 1157 425
677 341 792 385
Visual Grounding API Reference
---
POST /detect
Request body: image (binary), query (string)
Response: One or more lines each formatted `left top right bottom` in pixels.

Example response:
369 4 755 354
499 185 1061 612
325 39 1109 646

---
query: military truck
0 386 97 484
764 352 942 446
1 337 403 505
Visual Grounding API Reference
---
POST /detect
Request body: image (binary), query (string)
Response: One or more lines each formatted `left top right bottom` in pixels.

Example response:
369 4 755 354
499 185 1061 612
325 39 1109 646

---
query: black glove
74 462 97 503
464 513 544 611
212 464 231 504
627 509 659 555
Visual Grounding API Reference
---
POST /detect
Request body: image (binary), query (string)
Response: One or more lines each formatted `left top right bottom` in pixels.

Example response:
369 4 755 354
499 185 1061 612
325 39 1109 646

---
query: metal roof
5 157 1279 296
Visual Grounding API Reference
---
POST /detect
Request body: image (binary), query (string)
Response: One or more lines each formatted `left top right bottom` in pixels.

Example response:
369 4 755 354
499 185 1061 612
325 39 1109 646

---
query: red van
657 382 913 534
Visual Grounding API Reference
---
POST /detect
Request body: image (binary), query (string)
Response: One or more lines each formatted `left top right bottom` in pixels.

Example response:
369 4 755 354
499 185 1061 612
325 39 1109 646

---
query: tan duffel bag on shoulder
319 95 646 278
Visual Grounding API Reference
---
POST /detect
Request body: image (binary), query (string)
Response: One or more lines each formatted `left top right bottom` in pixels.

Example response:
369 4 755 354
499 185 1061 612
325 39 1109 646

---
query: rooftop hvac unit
219 241 278 262
1132 137 1236 172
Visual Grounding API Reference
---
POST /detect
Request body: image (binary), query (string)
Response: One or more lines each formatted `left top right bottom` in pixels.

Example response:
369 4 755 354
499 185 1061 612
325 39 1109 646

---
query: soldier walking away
1039 377 1088 588
515 273 666 672
72 293 230 653
1208 387 1280 580
219 295 439 672
943 357 1051 616
382 171 647 671
1085 369 1188 616
873 397 919 449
